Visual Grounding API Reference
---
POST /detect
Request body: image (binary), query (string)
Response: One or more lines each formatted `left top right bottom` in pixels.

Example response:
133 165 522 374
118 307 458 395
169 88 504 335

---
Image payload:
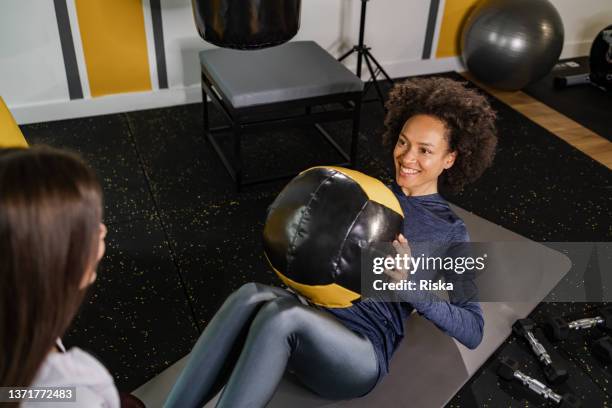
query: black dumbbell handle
554 74 591 88
513 370 562 404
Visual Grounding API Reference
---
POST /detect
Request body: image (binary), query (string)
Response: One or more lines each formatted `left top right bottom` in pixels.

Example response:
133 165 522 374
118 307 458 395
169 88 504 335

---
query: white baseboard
359 57 465 81
12 56 467 125
9 43 587 125
12 85 204 125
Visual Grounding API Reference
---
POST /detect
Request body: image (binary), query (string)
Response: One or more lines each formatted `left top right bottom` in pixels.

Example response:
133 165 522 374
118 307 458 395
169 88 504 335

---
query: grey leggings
164 283 379 408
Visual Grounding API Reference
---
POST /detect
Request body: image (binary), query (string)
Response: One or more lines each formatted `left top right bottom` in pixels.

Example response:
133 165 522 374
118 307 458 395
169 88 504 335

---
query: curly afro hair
383 77 497 194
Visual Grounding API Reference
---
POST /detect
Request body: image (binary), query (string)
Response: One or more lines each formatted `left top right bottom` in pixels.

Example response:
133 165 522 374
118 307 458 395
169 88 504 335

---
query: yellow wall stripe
0 97 28 148
75 0 151 97
436 0 480 58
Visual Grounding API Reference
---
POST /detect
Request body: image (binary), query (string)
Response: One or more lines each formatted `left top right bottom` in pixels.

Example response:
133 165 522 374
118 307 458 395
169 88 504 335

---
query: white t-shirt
25 340 120 408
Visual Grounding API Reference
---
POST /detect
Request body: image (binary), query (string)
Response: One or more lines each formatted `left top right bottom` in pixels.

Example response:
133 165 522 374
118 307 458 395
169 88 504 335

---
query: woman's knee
233 282 260 298
229 282 289 307
250 297 307 336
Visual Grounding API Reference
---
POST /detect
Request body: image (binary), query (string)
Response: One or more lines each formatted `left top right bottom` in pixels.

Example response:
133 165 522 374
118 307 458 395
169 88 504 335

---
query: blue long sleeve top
324 182 484 380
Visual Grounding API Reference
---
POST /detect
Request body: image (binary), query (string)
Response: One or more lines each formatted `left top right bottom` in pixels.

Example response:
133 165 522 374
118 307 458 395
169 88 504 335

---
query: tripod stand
339 0 393 106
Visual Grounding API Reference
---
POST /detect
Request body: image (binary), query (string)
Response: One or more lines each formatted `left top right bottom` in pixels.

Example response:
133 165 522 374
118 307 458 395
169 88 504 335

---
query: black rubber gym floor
20 72 611 405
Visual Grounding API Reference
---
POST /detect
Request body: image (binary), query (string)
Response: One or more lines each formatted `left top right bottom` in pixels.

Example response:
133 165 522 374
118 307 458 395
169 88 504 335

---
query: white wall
0 1 70 108
551 0 612 58
1 0 610 124
160 0 463 91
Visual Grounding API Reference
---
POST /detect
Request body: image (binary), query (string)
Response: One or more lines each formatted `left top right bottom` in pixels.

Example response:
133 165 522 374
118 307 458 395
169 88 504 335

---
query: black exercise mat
524 57 612 142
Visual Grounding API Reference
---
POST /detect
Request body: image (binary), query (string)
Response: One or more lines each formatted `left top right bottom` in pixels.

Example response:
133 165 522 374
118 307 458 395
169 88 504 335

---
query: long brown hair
0 146 103 386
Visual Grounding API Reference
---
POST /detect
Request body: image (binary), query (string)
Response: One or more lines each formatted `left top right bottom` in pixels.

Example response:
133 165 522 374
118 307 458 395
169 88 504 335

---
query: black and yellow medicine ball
263 166 404 308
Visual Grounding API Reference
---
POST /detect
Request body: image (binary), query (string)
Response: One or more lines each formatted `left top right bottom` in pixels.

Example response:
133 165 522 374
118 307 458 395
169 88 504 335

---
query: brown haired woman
0 146 119 406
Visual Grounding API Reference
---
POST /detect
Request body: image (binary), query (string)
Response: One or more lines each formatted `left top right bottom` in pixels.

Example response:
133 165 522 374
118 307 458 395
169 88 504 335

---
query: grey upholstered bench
199 41 364 189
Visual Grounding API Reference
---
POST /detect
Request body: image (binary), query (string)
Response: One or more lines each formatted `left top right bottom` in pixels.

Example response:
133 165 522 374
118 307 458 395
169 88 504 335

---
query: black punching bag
192 0 302 50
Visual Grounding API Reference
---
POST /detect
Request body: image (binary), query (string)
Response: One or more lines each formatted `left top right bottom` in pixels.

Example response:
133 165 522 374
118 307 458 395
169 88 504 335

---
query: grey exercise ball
462 0 564 90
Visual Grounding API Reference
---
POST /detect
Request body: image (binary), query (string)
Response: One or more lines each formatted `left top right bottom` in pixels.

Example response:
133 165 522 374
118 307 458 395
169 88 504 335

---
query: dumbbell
545 306 612 340
497 356 581 408
513 319 568 384
592 336 612 364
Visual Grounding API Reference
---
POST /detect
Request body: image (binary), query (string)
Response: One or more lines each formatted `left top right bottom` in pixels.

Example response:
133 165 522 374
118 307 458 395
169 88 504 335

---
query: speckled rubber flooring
20 72 611 405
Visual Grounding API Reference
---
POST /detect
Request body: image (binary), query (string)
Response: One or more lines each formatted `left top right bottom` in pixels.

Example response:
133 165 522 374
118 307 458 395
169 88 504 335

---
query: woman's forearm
395 289 484 349
412 297 484 349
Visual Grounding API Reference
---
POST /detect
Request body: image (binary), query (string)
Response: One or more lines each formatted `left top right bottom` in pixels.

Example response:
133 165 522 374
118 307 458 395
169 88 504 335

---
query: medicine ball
590 25 612 91
263 167 404 308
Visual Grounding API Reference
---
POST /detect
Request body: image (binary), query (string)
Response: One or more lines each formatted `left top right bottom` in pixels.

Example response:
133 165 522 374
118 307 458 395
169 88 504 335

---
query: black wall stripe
150 0 168 89
53 0 83 99
422 0 440 60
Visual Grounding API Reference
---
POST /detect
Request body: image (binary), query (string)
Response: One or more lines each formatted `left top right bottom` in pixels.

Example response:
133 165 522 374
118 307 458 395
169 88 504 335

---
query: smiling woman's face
393 114 457 196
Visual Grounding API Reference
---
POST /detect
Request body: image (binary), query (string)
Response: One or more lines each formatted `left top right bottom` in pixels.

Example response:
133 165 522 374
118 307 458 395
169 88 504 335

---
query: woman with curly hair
165 77 498 408
383 76 497 195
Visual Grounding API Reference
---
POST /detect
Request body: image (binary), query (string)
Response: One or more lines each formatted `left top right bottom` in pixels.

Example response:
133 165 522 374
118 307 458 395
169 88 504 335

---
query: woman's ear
80 268 97 289
444 151 457 169
97 223 107 262
79 223 106 289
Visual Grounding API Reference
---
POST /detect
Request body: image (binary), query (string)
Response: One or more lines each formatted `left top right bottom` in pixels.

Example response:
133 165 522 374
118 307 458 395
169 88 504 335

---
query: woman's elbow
462 319 484 350
463 331 483 350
